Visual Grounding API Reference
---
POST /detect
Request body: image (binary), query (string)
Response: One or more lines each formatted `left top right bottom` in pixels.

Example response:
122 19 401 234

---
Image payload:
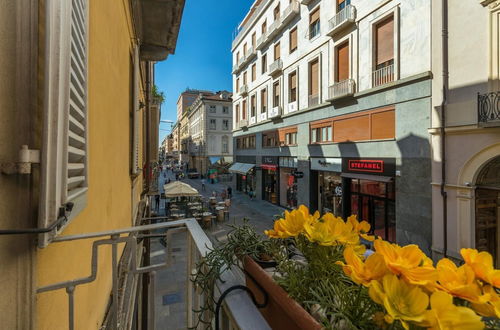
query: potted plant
193 206 500 330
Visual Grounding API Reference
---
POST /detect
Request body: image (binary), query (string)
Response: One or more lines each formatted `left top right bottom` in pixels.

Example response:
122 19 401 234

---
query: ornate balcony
245 46 257 63
239 118 249 128
478 91 500 126
281 0 300 26
239 84 249 96
327 79 356 100
326 5 357 37
268 59 283 76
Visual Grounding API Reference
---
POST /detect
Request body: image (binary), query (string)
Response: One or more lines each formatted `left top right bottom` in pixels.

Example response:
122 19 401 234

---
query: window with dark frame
242 100 247 119
251 63 256 81
262 53 267 74
274 42 281 61
373 15 395 86
251 94 256 117
309 58 319 105
337 0 351 11
309 7 320 39
310 124 332 143
274 3 280 21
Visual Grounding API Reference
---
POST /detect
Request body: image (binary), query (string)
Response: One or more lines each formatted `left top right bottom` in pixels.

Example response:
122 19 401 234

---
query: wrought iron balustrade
478 91 500 125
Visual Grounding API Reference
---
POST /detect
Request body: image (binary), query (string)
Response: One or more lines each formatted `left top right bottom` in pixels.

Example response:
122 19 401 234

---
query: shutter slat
68 163 84 170
69 113 85 133
68 145 86 157
69 98 85 121
67 187 88 202
68 130 86 147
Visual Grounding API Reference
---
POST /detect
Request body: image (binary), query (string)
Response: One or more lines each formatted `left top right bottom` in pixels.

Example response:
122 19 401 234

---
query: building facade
188 91 233 174
231 0 432 252
172 121 180 161
0 0 184 328
430 0 500 263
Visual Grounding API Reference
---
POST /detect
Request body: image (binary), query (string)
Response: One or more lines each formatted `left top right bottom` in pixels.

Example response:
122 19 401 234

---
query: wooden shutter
251 95 256 116
336 42 349 82
310 7 320 23
273 81 280 107
376 16 394 65
243 43 247 56
290 27 297 52
309 59 319 95
289 71 297 102
236 104 240 122
274 4 280 20
243 72 247 85
242 100 247 119
252 64 256 81
262 21 267 34
236 78 240 91
262 54 267 73
274 42 281 61
252 32 256 48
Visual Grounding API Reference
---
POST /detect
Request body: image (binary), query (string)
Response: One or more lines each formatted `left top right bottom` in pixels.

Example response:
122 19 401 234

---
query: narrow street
152 170 285 329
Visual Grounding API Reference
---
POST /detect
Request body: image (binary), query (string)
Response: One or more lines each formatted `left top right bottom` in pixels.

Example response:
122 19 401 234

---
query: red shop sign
348 159 384 173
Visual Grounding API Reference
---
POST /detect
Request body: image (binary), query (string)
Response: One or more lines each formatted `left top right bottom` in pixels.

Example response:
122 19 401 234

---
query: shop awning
341 173 393 182
228 163 255 175
209 156 221 164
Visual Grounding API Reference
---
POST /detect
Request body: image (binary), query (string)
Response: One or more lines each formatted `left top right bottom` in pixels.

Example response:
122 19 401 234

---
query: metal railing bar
112 236 119 330
67 286 75 330
51 219 194 242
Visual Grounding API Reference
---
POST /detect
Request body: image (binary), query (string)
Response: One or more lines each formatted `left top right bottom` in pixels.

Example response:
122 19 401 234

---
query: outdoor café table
215 207 225 222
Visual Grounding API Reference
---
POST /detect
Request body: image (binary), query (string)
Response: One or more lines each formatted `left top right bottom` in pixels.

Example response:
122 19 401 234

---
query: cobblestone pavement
153 170 285 329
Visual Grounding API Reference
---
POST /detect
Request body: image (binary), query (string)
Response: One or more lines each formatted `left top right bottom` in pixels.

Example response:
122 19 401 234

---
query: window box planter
243 256 322 330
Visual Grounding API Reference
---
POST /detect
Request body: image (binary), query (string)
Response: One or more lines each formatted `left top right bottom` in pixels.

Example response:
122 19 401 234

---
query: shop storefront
310 158 343 216
279 157 298 208
341 158 396 242
261 156 279 204
229 162 256 195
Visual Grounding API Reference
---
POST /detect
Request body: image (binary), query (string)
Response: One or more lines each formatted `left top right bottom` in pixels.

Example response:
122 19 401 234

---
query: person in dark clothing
155 194 160 211
227 186 232 199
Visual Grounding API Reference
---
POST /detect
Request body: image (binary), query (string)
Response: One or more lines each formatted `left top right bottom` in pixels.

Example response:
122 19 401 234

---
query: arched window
222 136 229 153
475 156 500 266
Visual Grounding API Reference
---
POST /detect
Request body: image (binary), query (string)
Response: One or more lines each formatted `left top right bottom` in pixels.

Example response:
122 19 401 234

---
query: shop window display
319 172 343 216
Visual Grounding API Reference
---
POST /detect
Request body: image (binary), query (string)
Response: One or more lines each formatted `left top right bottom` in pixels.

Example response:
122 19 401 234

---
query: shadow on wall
396 133 432 255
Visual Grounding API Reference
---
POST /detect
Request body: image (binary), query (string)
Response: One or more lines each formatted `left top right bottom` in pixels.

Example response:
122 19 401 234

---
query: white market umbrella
163 181 200 198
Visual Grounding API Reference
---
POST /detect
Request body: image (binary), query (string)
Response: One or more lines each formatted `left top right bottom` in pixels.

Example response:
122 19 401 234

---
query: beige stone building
430 0 500 264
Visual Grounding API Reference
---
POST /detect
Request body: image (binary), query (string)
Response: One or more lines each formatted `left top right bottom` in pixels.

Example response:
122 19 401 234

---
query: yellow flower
423 291 484 330
436 258 487 304
461 248 500 288
347 214 376 241
471 285 500 318
336 245 388 286
304 213 361 247
369 274 429 329
303 219 335 246
374 239 437 287
264 207 312 238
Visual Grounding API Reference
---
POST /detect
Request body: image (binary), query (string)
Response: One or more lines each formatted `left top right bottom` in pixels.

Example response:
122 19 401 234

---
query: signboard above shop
342 158 396 177
310 158 342 172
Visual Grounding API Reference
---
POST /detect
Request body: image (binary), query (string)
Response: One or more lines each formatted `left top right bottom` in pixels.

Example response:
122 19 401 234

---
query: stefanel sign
342 158 395 177
348 160 384 173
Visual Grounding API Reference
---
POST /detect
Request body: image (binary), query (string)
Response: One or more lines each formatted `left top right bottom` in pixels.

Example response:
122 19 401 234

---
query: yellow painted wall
36 0 144 329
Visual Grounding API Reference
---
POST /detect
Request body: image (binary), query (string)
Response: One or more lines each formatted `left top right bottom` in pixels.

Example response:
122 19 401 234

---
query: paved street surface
153 170 285 329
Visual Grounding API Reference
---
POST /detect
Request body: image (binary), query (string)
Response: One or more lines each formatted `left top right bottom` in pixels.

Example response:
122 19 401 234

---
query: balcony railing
327 5 356 37
309 94 320 107
36 219 268 330
239 84 249 96
256 32 267 50
245 46 257 63
232 0 272 48
267 18 282 39
282 0 300 26
268 59 283 76
372 64 395 87
478 91 500 125
328 79 356 100
239 118 249 128
268 106 282 119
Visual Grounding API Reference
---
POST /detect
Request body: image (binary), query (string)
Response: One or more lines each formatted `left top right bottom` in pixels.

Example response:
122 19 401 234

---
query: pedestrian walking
201 178 206 191
155 194 160 211
227 186 232 199
249 188 255 201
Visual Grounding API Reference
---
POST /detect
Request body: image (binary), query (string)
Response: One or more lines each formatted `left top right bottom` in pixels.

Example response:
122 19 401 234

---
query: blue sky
156 0 253 141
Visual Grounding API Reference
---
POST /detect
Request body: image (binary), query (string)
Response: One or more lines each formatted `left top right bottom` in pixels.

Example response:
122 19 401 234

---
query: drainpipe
440 0 449 258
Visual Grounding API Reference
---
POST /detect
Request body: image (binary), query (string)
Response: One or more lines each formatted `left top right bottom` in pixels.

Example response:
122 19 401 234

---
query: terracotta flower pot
243 256 322 330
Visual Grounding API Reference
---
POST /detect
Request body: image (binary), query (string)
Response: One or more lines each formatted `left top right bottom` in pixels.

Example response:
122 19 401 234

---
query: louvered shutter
376 16 394 65
337 42 349 82
132 46 140 175
67 0 88 202
39 0 88 246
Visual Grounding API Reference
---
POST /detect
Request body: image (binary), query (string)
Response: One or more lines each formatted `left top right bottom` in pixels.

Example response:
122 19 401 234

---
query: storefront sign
342 158 396 176
262 156 279 165
292 171 304 178
310 158 342 172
